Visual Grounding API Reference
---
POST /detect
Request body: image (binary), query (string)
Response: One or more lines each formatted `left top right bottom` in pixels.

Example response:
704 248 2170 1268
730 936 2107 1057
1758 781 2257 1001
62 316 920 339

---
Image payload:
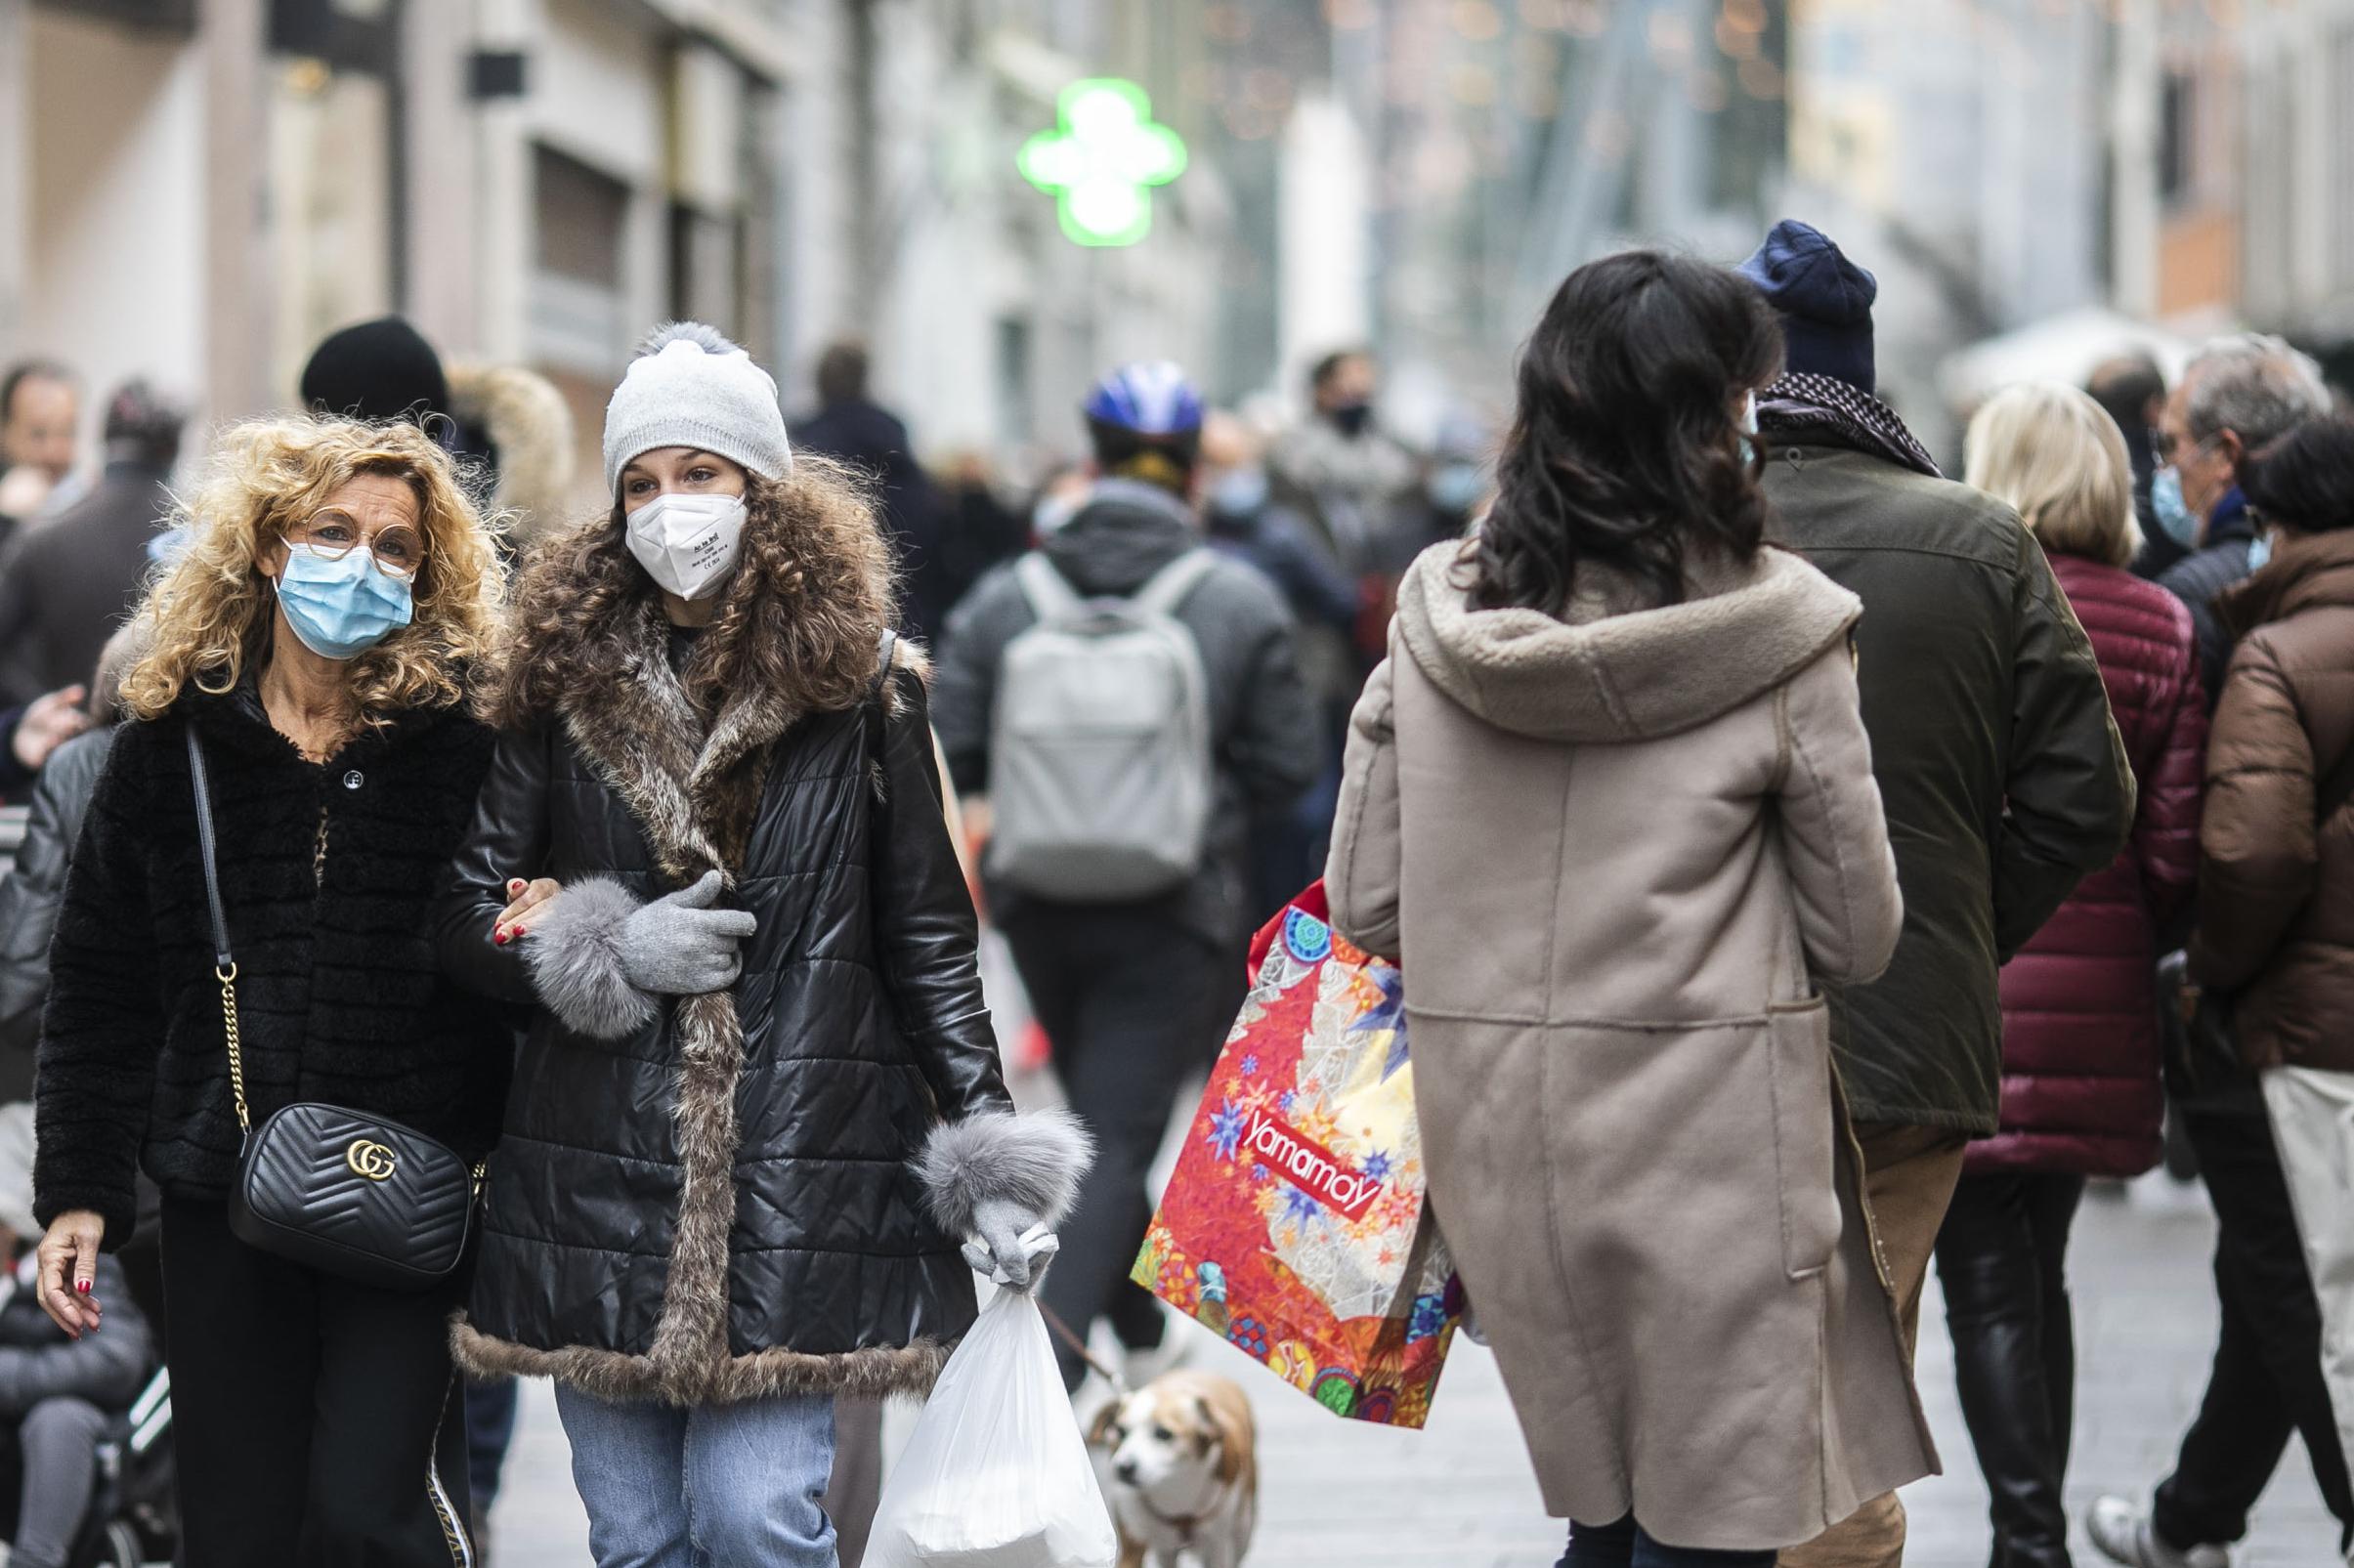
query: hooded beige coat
1327 542 1936 1550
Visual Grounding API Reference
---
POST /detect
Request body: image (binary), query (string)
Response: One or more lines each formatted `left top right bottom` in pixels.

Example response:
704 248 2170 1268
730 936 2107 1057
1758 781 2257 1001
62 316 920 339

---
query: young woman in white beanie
438 322 1087 1566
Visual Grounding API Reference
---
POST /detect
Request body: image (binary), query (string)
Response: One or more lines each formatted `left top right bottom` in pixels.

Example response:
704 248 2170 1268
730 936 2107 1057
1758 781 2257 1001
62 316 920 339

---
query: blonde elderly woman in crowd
1934 382 2204 1568
29 416 512 1567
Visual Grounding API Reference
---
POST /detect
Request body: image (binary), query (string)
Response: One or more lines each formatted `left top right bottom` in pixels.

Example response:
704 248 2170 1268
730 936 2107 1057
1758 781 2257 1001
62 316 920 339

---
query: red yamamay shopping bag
1133 888 1464 1425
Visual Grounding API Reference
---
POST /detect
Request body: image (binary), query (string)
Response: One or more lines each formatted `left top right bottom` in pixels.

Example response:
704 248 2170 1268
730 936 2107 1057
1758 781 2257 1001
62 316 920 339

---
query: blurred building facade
0 0 1240 494
2117 0 2354 370
1782 0 2115 455
0 0 1805 478
12 0 2345 498
1340 0 1795 436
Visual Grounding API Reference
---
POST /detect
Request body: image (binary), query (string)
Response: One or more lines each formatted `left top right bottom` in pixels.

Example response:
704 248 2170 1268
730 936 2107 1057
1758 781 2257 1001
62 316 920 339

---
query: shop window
531 144 630 374
2158 69 2193 207
535 145 628 287
669 204 743 337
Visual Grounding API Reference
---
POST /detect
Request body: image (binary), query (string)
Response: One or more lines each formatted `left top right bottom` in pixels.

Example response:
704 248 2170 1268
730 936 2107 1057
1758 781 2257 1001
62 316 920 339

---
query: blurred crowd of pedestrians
0 209 2349 1568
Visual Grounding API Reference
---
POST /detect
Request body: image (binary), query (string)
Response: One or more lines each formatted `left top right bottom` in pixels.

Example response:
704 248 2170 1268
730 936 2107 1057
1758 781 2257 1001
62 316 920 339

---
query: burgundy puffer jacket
1970 552 2206 1176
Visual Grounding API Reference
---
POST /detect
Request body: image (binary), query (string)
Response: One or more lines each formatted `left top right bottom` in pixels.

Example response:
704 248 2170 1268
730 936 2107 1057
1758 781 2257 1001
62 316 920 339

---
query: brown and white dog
1088 1371 1259 1568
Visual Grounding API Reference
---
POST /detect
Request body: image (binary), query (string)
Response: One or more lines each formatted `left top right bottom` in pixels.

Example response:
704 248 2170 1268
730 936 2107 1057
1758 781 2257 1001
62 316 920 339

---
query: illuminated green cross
1017 78 1188 248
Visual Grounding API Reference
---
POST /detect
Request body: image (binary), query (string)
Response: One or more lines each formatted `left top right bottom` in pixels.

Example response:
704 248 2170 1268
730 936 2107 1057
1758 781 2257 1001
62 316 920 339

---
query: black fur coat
33 682 509 1247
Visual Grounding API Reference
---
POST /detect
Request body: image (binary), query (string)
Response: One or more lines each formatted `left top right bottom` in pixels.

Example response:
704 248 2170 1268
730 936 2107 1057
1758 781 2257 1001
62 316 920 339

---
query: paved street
489 944 2337 1566
489 1169 2337 1568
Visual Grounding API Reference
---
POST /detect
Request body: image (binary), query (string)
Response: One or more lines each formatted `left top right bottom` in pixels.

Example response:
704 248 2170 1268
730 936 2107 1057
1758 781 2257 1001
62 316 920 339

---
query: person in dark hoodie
792 339 949 642
931 361 1319 1392
1739 218 2136 1568
0 380 184 708
2149 333 2332 706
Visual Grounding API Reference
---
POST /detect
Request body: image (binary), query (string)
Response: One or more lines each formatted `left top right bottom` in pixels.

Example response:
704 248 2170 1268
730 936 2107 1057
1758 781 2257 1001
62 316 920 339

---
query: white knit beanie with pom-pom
601 321 793 495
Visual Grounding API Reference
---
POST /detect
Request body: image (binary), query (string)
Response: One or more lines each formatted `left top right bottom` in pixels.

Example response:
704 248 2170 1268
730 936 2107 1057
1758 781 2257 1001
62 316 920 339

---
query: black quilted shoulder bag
188 726 482 1292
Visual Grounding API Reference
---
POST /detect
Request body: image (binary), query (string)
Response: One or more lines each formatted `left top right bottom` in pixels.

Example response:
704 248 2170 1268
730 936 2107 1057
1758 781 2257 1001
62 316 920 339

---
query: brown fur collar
460 459 940 1404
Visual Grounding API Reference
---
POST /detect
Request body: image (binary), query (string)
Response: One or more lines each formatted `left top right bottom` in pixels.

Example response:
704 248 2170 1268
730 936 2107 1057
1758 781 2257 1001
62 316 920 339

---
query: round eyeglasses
283 511 426 578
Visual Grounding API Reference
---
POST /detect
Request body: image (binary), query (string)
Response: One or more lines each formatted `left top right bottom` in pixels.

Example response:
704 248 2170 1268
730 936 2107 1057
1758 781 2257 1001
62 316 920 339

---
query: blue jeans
1561 1515 1778 1567
554 1385 836 1568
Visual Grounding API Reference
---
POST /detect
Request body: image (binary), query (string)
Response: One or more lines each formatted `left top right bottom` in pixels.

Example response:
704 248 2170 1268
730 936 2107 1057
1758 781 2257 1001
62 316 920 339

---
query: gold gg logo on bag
346 1139 398 1182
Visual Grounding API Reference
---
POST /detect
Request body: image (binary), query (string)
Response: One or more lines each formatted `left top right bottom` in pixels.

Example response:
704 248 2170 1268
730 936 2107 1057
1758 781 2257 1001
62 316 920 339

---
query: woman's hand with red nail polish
497 877 563 930
36 1210 104 1337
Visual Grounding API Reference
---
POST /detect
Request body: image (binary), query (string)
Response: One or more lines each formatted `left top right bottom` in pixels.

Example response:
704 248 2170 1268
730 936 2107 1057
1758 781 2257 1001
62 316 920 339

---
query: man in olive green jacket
1743 221 2135 1568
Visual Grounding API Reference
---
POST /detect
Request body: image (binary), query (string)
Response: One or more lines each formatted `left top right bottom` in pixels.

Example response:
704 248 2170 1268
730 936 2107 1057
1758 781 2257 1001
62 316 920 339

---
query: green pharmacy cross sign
1018 78 1188 248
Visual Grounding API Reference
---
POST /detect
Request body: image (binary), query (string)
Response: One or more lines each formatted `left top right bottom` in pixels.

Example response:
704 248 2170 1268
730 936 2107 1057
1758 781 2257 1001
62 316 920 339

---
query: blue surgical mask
1427 462 1485 516
1209 467 1269 519
2152 467 2202 549
276 542 414 660
2247 528 2275 574
1737 392 1762 462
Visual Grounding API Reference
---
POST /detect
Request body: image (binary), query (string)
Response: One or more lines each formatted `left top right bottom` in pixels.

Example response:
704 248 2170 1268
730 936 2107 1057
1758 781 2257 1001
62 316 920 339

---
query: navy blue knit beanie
1738 220 1877 396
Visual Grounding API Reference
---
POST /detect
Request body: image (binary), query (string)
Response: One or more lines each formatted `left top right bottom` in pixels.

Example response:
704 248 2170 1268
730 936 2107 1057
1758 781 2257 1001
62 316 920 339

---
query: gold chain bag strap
187 724 484 1292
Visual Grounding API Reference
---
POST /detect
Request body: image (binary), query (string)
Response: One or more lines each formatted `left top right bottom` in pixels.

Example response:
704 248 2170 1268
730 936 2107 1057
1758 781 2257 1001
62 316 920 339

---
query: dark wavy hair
2242 418 2354 535
488 452 896 729
1471 250 1784 616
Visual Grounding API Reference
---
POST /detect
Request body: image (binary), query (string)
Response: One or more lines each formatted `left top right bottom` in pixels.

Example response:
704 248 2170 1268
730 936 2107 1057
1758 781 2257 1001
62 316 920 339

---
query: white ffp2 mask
625 491 748 601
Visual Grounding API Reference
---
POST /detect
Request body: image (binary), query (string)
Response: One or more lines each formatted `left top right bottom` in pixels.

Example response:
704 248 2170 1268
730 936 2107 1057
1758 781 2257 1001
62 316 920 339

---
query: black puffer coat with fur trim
439 469 1085 1406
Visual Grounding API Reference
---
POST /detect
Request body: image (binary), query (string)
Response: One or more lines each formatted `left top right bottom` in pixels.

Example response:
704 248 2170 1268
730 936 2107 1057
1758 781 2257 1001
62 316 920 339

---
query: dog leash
1037 1299 1132 1397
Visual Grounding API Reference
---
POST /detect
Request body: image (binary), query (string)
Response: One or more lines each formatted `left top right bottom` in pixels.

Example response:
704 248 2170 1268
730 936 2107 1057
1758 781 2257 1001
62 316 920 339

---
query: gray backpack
986 549 1218 902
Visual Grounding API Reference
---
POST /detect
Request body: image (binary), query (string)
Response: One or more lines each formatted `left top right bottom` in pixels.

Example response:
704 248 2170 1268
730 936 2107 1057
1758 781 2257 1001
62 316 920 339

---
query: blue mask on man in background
2151 467 2202 550
1208 467 1270 520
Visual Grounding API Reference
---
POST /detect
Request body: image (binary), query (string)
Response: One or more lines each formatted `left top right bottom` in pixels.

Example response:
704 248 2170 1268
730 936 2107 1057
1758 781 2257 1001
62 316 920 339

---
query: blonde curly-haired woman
31 415 510 1567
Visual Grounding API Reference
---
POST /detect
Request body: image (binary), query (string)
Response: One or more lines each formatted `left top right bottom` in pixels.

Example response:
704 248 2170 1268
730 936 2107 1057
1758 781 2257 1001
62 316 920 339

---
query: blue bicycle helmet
1082 360 1204 438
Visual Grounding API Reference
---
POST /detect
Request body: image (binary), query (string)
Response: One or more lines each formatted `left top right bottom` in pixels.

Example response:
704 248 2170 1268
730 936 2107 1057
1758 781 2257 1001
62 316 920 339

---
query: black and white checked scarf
1757 372 1943 480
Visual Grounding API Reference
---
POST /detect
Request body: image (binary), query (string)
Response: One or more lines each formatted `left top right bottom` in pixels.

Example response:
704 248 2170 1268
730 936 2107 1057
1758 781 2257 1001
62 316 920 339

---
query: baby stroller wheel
99 1518 143 1568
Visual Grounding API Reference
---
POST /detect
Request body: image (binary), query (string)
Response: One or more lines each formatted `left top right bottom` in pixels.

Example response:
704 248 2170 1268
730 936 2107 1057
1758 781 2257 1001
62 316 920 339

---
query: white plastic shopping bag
864 1256 1117 1568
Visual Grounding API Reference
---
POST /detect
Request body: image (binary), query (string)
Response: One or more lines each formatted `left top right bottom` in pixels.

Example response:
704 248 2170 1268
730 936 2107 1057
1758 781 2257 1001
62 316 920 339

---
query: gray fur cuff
914 1108 1093 1237
523 877 660 1040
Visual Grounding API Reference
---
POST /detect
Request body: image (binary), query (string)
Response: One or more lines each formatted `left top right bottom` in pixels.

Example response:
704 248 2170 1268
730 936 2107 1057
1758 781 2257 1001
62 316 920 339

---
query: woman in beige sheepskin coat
1327 252 1935 1562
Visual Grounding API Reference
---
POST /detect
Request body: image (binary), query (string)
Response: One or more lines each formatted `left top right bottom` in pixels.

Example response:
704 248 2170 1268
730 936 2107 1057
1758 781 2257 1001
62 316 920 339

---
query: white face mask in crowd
625 490 748 602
